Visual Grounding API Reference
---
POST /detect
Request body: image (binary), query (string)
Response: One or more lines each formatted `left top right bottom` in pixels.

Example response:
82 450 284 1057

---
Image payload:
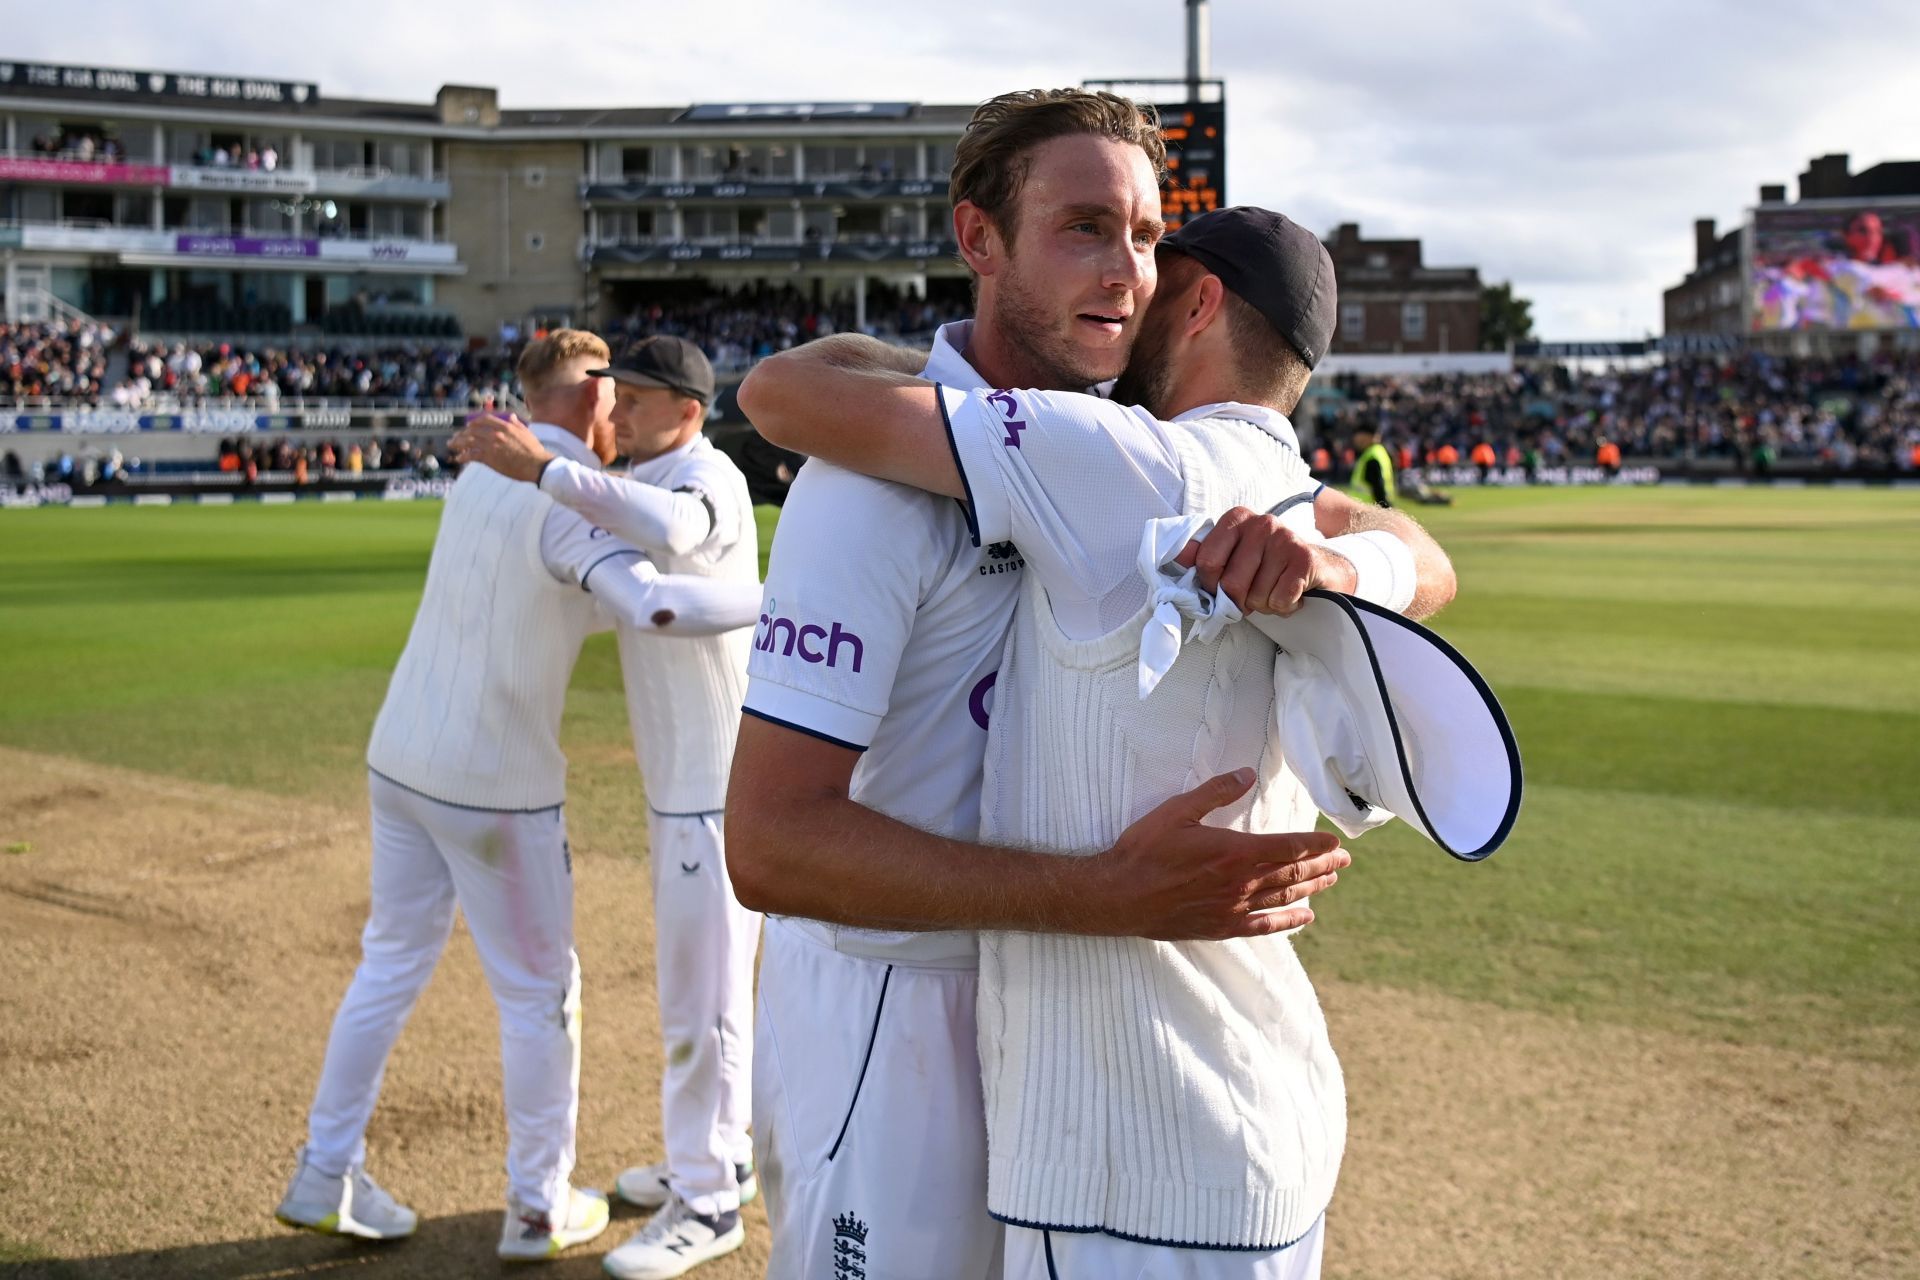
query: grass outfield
1 487 1916 1069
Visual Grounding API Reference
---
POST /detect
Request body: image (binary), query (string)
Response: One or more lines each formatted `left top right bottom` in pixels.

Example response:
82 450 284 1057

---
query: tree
1480 281 1535 351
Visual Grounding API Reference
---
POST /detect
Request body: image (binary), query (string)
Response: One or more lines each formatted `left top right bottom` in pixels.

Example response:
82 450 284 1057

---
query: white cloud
13 0 1920 338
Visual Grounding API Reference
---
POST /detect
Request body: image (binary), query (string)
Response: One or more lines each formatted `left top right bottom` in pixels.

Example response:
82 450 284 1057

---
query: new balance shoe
613 1160 757 1211
498 1185 611 1262
602 1195 745 1279
274 1146 417 1240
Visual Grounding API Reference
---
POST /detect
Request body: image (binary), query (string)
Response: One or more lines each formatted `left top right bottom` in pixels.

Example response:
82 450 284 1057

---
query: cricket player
275 330 763 1264
726 93 1349 1280
452 336 761 1279
740 206 1459 1278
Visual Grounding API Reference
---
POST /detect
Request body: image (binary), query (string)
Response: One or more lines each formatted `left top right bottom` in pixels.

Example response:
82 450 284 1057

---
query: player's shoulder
784 457 963 527
772 458 970 576
665 437 746 490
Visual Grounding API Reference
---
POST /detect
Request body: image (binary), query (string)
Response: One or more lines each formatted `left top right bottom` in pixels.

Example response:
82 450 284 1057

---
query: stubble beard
990 270 1125 392
1109 320 1176 419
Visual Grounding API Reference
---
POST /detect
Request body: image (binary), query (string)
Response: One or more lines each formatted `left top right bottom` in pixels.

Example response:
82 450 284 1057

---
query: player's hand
1175 506 1359 616
1084 768 1349 940
450 412 551 483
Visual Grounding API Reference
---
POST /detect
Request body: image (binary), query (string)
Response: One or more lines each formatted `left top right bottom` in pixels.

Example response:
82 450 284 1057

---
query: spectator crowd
8 312 1920 474
603 285 968 372
1308 351 1920 474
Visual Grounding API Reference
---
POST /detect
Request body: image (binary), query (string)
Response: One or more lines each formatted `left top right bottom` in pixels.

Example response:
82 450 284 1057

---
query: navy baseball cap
1161 207 1338 369
591 335 715 405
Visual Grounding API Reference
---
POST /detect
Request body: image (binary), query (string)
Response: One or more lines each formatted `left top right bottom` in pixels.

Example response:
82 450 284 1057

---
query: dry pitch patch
1 747 1913 1280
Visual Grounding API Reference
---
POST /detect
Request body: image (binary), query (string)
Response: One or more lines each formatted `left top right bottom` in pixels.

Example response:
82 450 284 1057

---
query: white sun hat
1136 516 1521 861
1248 590 1522 860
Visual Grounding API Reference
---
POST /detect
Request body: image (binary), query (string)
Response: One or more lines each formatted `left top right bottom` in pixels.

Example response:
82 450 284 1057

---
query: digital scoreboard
1156 100 1225 230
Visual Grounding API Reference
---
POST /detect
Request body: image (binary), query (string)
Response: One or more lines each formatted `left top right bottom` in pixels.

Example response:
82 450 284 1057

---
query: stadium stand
1307 352 1920 475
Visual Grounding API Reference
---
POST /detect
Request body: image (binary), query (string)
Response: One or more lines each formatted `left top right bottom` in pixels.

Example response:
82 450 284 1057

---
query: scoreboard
1156 100 1225 230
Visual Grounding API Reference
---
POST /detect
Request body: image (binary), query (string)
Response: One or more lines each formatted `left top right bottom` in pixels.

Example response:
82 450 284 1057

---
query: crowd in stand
113 339 516 407
1 319 115 400
210 435 453 483
604 286 969 372
8 314 1920 473
0 435 455 489
1309 351 1920 473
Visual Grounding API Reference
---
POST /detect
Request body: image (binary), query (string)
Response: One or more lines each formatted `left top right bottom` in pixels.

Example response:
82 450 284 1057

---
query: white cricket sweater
614 435 758 814
977 419 1347 1250
366 463 601 810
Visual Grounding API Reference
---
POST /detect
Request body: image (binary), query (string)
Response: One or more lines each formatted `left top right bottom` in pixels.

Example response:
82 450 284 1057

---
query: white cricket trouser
1004 1216 1325 1279
754 917 1002 1280
305 772 582 1215
649 808 761 1216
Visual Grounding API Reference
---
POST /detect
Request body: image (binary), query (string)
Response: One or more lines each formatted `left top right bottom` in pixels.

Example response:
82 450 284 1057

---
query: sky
14 0 1920 339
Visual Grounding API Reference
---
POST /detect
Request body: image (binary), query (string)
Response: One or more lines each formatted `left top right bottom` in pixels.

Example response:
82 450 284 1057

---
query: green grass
1 489 1916 1065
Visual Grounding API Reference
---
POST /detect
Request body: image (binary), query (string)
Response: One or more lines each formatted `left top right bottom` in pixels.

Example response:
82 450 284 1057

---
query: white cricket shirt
742 321 1020 966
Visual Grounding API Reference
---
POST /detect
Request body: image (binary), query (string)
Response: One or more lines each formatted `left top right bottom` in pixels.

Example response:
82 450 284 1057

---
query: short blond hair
515 328 610 398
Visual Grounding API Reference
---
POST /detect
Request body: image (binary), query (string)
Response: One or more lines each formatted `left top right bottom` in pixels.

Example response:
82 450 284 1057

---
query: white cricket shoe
498 1185 611 1262
274 1147 417 1240
602 1195 745 1279
613 1159 757 1211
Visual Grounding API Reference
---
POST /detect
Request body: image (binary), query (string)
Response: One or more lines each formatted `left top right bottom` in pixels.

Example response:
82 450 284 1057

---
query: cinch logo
756 598 864 672
986 389 1026 447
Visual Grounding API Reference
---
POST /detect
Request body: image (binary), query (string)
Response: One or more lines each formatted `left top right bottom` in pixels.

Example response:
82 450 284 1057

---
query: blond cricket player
277 330 762 1266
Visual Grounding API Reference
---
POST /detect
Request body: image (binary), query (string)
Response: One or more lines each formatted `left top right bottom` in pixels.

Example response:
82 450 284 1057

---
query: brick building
1322 222 1481 354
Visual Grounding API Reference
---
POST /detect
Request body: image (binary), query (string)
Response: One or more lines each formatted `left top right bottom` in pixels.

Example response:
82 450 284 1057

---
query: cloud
13 0 1920 338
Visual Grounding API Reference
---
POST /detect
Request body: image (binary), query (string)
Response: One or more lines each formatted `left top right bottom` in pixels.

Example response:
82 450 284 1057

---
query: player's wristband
1323 529 1417 614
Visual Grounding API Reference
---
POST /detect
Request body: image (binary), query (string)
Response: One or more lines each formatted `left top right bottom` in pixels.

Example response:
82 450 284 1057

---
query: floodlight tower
1187 0 1210 106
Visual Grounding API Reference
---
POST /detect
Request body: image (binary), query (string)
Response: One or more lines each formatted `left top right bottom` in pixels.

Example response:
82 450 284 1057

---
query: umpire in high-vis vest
1348 426 1396 507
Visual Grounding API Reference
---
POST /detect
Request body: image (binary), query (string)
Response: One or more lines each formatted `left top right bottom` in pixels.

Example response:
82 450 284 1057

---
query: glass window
768 207 800 241
619 146 652 180
803 145 858 180
366 204 427 239
681 207 739 240
680 145 723 181
1401 302 1426 341
374 139 422 178
21 188 58 222
1340 302 1365 340
247 198 294 235
863 144 916 181
838 206 884 239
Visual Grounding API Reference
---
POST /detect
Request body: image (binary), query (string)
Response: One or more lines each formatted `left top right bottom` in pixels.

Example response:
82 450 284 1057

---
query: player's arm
737 339 964 497
451 412 720 557
728 722 1344 940
752 364 1187 602
542 508 760 635
1178 487 1456 620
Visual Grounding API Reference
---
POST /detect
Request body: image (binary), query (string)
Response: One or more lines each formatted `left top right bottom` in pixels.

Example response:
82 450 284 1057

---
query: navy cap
1161 207 1338 369
590 334 715 405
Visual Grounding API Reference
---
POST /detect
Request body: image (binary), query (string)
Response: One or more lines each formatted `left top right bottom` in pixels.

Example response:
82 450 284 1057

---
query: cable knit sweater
976 417 1347 1250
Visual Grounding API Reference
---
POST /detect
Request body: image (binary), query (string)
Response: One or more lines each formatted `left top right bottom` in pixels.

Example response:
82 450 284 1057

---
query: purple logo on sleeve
986 390 1026 448
755 598 865 672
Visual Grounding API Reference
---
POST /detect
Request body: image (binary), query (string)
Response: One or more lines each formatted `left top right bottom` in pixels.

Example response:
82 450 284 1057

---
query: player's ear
954 200 1002 279
1187 273 1227 340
